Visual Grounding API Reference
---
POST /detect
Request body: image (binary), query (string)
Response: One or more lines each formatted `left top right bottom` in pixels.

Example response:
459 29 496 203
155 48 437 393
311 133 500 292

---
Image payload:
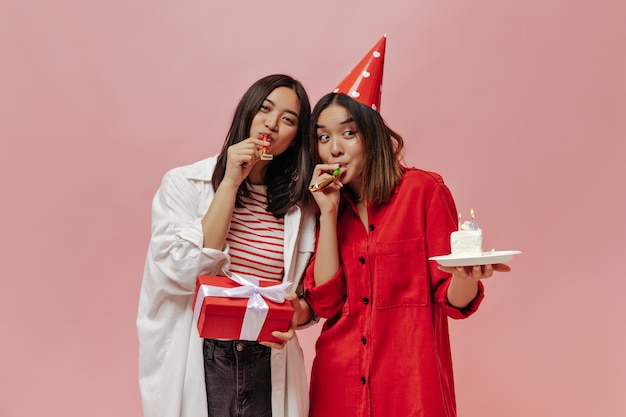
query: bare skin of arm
201 137 269 249
309 164 345 286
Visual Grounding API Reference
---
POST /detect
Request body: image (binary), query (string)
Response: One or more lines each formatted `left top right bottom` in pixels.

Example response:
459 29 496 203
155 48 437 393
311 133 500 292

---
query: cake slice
450 221 483 257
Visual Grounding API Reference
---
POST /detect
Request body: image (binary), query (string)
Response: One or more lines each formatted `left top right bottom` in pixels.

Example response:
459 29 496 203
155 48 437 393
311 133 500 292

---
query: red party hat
333 35 386 112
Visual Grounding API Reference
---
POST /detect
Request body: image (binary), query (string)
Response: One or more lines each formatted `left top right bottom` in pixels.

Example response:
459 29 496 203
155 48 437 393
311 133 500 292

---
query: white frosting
451 229 483 256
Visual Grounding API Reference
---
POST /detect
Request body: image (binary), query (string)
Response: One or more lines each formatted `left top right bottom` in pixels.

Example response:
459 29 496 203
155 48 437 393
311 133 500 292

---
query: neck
347 184 363 202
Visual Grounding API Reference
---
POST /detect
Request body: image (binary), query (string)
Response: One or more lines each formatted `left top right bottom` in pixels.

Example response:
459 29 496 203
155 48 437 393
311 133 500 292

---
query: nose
330 137 344 157
265 113 279 132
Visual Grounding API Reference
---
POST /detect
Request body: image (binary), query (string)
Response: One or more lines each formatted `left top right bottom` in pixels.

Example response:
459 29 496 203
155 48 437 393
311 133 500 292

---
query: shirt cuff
175 218 230 260
435 279 485 319
304 266 346 318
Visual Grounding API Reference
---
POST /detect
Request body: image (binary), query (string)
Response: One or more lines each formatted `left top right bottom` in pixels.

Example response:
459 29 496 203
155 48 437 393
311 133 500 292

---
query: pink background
1 0 625 416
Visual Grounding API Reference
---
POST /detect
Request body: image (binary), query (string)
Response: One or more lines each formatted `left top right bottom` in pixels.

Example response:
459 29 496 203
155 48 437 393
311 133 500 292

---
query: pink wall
1 0 625 415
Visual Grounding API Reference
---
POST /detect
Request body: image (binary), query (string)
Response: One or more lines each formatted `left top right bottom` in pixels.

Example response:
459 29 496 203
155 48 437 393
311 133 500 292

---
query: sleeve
426 180 484 318
303 254 347 319
433 277 484 319
147 169 230 295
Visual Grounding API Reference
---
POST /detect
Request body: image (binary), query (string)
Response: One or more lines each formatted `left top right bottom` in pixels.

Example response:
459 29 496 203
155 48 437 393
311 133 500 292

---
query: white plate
429 250 522 267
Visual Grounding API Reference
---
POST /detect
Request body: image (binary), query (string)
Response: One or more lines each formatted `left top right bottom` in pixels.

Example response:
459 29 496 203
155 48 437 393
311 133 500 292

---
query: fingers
226 144 255 170
223 138 271 184
309 176 337 192
313 163 341 176
258 293 299 350
309 165 343 193
492 263 511 272
230 138 267 153
436 263 511 279
260 328 294 350
471 265 485 279
309 165 345 199
259 339 287 350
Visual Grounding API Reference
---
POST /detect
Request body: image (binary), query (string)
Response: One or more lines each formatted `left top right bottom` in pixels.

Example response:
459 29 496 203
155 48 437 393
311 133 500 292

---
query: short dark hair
212 74 313 218
310 93 404 203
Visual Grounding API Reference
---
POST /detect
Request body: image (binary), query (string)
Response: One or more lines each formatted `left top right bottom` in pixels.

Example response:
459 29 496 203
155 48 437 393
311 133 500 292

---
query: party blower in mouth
260 134 273 160
309 167 341 192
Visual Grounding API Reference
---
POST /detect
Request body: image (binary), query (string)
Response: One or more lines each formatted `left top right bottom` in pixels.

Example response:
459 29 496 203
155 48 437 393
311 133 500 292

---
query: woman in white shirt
137 74 316 417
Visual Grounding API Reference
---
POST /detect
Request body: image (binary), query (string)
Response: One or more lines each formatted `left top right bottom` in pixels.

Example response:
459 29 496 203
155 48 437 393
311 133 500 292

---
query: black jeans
203 339 272 417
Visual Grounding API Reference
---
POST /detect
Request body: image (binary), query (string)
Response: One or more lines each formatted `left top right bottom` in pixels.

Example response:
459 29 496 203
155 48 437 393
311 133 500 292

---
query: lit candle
457 213 462 231
470 208 476 231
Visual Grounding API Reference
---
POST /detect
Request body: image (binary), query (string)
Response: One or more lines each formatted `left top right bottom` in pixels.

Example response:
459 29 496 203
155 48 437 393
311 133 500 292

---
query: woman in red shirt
303 91 510 417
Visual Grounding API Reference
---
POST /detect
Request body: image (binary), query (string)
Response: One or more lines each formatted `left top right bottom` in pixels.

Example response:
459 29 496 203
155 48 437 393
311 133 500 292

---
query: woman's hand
222 137 270 186
437 263 511 280
259 293 302 350
309 164 344 214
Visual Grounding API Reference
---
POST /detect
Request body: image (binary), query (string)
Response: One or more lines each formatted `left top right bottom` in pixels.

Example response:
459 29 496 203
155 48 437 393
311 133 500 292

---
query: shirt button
369 224 375 231
360 376 366 384
361 336 367 344
362 297 369 304
236 343 244 352
359 257 366 264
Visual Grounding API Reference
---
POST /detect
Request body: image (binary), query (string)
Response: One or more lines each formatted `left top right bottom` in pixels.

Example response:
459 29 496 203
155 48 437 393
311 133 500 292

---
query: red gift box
193 274 294 343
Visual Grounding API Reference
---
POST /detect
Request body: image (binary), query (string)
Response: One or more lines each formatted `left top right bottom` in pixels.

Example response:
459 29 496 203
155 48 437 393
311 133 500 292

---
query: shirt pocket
374 238 429 309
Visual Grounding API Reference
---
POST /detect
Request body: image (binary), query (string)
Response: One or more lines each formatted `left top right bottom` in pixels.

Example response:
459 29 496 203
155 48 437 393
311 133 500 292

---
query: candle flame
470 208 475 220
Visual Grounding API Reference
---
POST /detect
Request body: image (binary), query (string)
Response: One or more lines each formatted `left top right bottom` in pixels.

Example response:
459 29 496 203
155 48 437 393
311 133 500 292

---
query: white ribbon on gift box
193 270 292 341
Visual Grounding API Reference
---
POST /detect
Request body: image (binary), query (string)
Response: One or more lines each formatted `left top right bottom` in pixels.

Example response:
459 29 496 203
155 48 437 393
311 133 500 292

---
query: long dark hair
212 74 313 218
310 93 404 204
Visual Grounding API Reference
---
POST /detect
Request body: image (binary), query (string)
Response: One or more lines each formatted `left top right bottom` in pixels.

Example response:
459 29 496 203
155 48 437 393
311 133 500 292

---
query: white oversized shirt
137 155 316 417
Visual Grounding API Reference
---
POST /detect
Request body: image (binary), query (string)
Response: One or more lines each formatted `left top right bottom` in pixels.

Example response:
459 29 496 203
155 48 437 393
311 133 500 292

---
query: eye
259 100 272 113
318 133 330 143
282 115 296 126
344 130 357 138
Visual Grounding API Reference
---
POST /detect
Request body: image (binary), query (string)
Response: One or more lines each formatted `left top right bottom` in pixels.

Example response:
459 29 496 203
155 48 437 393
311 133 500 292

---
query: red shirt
304 168 484 417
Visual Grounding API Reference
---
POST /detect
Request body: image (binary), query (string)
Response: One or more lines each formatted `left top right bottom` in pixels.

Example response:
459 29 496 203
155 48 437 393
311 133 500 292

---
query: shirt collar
185 155 218 181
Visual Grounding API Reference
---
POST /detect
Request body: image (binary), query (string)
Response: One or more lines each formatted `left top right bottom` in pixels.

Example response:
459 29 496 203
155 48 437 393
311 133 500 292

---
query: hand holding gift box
193 270 294 343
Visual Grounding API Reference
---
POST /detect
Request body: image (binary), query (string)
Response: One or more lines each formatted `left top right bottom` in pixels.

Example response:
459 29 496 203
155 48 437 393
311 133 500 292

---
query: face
315 104 366 191
249 86 301 157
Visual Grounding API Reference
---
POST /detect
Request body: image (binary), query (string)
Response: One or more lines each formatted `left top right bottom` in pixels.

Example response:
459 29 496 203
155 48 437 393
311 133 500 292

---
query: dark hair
212 74 313 218
310 93 404 204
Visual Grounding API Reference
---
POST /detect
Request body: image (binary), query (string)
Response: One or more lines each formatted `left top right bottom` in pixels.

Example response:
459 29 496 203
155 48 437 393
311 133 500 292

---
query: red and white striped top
226 184 285 282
